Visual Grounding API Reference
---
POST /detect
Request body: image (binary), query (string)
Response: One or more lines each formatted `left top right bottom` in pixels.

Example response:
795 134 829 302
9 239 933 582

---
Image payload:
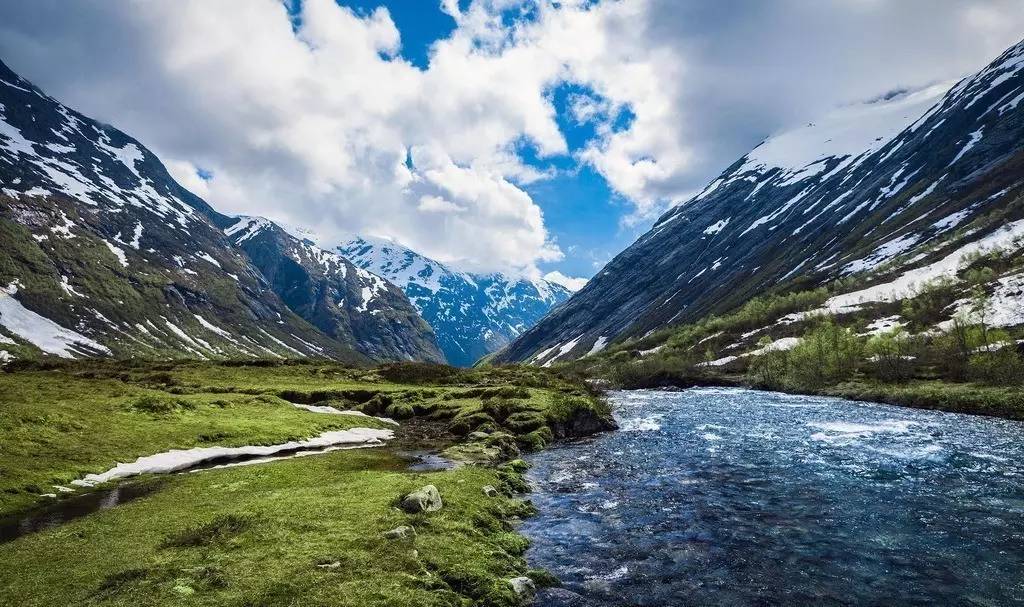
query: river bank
0 360 614 606
606 370 1024 421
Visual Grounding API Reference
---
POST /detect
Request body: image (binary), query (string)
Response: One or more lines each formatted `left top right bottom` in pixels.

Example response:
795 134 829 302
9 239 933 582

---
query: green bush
784 320 863 389
968 348 1024 385
866 329 920 382
129 395 195 414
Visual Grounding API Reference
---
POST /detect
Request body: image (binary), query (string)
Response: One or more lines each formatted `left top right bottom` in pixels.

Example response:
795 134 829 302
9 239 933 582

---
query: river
522 388 1024 606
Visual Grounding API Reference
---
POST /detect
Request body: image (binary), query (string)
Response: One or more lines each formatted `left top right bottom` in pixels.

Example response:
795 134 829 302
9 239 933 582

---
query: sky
1 1 1023 289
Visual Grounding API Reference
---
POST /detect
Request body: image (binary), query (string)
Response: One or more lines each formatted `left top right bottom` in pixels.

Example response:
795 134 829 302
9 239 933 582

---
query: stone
482 485 500 498
508 576 537 604
383 525 416 540
468 431 490 441
400 484 443 513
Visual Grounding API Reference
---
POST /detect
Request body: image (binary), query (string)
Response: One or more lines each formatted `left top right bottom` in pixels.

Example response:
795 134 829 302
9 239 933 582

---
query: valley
2 6 1024 607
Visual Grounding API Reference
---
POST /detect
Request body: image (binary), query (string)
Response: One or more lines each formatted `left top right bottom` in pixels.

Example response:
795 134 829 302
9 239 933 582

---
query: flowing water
523 388 1024 606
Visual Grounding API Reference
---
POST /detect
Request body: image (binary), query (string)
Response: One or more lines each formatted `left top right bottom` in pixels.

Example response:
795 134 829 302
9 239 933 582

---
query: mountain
339 236 572 366
223 217 443 363
497 38 1024 365
0 59 440 363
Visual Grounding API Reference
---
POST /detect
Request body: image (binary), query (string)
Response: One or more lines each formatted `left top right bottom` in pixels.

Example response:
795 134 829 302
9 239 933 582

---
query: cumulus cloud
1 0 1022 273
543 271 588 292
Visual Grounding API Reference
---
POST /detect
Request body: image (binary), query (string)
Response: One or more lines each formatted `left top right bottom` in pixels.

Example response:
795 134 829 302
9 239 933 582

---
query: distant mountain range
339 236 572 366
0 58 442 363
497 38 1024 364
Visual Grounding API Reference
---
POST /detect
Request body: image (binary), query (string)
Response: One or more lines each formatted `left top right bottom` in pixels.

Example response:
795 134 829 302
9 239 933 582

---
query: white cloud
1 0 1023 273
544 270 588 292
417 195 464 214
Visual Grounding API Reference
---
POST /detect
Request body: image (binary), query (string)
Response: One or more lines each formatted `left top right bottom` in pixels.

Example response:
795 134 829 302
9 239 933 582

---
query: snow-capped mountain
339 236 572 366
0 58 440 363
498 38 1024 365
223 217 442 363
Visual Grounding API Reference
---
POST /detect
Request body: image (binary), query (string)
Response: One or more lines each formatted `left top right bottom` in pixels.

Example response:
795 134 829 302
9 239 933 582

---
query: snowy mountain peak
340 235 570 366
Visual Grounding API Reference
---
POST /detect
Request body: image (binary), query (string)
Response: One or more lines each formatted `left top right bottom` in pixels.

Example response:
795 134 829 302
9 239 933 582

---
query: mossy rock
449 411 495 436
503 412 545 434
384 402 415 420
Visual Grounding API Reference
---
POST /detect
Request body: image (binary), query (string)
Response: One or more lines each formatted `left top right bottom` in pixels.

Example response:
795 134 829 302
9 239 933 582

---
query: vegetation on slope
562 245 1024 420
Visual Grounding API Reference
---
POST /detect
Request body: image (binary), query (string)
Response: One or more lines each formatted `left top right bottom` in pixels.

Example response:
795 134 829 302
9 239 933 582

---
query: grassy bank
0 359 613 606
0 360 613 517
0 448 544 606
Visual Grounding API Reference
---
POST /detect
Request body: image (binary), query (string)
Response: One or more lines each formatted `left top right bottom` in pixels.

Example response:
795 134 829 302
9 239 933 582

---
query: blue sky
3 0 1022 285
305 0 647 278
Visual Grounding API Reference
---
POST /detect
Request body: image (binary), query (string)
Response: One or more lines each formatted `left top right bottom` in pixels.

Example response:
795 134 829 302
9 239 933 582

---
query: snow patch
71 427 394 486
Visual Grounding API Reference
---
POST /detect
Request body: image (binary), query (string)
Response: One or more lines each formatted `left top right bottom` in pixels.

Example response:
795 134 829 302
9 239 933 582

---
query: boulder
400 485 443 513
508 576 537 604
383 525 416 540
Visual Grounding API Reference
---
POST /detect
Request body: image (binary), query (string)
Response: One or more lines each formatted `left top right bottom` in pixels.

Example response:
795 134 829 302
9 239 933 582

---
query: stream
523 388 1024 606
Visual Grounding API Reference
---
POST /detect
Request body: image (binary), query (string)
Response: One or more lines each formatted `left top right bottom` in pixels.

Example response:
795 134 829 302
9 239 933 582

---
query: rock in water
400 485 442 513
508 576 537 604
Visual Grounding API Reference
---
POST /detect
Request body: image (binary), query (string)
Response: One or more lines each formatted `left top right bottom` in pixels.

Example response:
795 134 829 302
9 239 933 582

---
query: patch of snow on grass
585 336 609 357
103 240 129 267
826 219 1024 310
71 427 394 486
289 402 399 426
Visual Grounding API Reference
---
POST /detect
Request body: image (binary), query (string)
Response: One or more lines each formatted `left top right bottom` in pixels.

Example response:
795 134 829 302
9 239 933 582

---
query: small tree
748 336 788 388
867 328 918 382
785 319 863 389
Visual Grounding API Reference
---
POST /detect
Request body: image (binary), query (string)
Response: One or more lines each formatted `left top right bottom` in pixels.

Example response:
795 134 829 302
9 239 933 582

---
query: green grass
0 360 612 516
823 380 1024 420
0 448 540 607
0 360 608 605
0 370 391 515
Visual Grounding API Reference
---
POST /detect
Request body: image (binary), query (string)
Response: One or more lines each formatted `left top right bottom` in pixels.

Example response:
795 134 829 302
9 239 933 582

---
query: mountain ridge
0 58 441 363
497 38 1024 365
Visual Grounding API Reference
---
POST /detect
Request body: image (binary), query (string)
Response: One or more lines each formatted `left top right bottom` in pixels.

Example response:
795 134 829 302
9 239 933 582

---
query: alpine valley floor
0 360 614 607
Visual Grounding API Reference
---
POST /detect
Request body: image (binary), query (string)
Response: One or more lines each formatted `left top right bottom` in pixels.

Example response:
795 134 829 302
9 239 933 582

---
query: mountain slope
498 38 1024 365
224 217 443 363
339 236 571 366
0 59 437 363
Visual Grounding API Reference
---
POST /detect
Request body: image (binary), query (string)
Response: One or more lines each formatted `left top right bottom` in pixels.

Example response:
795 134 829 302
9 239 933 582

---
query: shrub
162 513 254 548
968 348 1024 385
377 363 467 385
866 329 920 382
747 336 788 388
784 320 863 389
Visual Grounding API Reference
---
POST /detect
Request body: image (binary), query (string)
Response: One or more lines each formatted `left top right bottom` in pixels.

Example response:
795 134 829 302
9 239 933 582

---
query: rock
504 459 531 473
538 588 587 606
468 430 490 441
400 485 443 513
508 576 537 604
317 561 341 569
482 485 499 498
383 525 416 540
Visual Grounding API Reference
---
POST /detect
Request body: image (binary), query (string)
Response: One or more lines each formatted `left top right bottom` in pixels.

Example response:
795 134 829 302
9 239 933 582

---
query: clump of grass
129 394 195 415
161 513 255 548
